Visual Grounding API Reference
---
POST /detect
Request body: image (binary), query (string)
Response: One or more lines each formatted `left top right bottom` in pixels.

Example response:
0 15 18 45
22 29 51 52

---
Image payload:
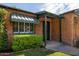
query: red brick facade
1 5 79 48
1 7 37 49
35 16 60 41
33 11 79 47
61 11 79 46
61 12 74 46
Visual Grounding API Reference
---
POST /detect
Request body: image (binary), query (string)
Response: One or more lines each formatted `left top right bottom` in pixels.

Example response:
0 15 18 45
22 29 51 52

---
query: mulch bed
0 50 13 56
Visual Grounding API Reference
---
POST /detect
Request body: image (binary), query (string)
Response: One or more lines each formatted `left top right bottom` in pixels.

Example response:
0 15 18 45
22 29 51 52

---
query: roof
36 11 58 18
36 11 57 15
58 9 76 18
59 9 79 16
0 4 36 15
58 9 79 18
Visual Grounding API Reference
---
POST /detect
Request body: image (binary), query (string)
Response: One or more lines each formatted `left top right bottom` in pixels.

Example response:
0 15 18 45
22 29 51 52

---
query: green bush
12 35 43 51
0 32 8 51
0 8 8 51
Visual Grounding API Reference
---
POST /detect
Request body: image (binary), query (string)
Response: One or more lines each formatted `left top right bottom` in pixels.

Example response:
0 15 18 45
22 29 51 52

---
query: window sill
13 32 34 34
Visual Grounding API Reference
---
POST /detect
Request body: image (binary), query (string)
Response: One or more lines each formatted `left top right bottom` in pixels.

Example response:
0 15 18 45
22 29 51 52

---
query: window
30 23 34 32
13 22 34 33
13 22 18 32
19 22 24 32
25 23 30 32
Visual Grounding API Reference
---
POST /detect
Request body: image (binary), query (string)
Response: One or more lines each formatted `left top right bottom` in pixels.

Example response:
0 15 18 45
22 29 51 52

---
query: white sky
41 3 79 15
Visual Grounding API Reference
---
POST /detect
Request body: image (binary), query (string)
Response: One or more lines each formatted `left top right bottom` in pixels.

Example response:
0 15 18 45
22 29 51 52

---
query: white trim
13 22 34 34
14 32 34 34
14 32 19 33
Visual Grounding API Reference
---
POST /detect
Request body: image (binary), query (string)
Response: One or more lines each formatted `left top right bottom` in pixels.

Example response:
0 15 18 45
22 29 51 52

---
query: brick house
60 10 79 46
0 5 79 48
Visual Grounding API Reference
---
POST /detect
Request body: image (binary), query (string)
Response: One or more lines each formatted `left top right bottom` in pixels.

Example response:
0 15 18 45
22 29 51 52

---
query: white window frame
13 22 34 34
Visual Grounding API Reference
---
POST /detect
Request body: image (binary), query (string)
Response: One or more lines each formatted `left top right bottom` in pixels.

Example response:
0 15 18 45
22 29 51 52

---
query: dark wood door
42 21 50 41
47 22 50 40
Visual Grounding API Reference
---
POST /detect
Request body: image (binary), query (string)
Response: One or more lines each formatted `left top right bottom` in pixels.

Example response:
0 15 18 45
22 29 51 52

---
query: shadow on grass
12 48 70 56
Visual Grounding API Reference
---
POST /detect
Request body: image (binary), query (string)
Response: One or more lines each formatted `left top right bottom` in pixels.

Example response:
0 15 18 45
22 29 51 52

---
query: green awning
11 14 38 24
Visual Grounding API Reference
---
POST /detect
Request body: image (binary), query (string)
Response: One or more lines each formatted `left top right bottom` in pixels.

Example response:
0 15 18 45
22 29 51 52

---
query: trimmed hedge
12 35 43 51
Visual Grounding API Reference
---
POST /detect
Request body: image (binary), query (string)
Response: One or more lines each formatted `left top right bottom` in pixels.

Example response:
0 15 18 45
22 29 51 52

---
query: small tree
0 8 8 51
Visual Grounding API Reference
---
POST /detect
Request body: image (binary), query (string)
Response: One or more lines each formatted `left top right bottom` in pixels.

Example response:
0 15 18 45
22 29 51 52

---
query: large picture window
13 22 34 34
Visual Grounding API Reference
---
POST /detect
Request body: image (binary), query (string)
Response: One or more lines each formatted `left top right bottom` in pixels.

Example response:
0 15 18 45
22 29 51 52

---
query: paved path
46 41 79 56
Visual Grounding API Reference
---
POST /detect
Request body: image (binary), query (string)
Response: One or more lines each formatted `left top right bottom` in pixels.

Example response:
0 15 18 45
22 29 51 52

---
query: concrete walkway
46 41 79 56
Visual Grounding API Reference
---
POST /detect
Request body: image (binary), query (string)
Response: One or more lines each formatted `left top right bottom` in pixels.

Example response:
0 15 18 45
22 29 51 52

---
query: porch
46 40 79 56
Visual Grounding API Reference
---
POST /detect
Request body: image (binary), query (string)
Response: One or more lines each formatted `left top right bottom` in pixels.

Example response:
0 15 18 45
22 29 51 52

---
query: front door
43 21 50 41
47 22 50 40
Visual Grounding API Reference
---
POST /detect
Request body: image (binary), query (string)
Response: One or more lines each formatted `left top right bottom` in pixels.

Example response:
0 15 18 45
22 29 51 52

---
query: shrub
0 31 8 51
0 8 8 51
12 35 43 51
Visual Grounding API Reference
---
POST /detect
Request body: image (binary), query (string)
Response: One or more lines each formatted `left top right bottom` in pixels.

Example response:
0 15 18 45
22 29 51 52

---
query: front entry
47 22 50 40
43 21 50 41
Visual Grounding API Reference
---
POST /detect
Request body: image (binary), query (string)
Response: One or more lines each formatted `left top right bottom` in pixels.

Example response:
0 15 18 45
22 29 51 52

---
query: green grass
48 52 69 56
12 48 70 56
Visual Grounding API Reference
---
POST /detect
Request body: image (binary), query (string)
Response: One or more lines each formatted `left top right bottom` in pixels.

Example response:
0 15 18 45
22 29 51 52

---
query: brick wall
61 12 74 46
34 17 44 35
2 7 37 49
51 18 60 41
34 16 60 41
2 6 77 48
73 16 79 46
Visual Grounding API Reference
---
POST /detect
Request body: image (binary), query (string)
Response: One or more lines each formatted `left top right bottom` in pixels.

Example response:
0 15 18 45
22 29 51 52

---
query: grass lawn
12 48 70 56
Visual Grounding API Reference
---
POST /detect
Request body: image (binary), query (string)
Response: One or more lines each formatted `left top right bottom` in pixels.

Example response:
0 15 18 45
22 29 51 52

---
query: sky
1 3 79 15
1 3 44 12
41 3 79 15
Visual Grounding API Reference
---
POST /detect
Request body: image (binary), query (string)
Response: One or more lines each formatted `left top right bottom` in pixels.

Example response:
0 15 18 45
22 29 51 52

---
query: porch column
44 15 47 47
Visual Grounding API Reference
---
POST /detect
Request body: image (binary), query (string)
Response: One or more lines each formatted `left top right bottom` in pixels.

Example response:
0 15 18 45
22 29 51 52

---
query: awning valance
11 13 38 23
